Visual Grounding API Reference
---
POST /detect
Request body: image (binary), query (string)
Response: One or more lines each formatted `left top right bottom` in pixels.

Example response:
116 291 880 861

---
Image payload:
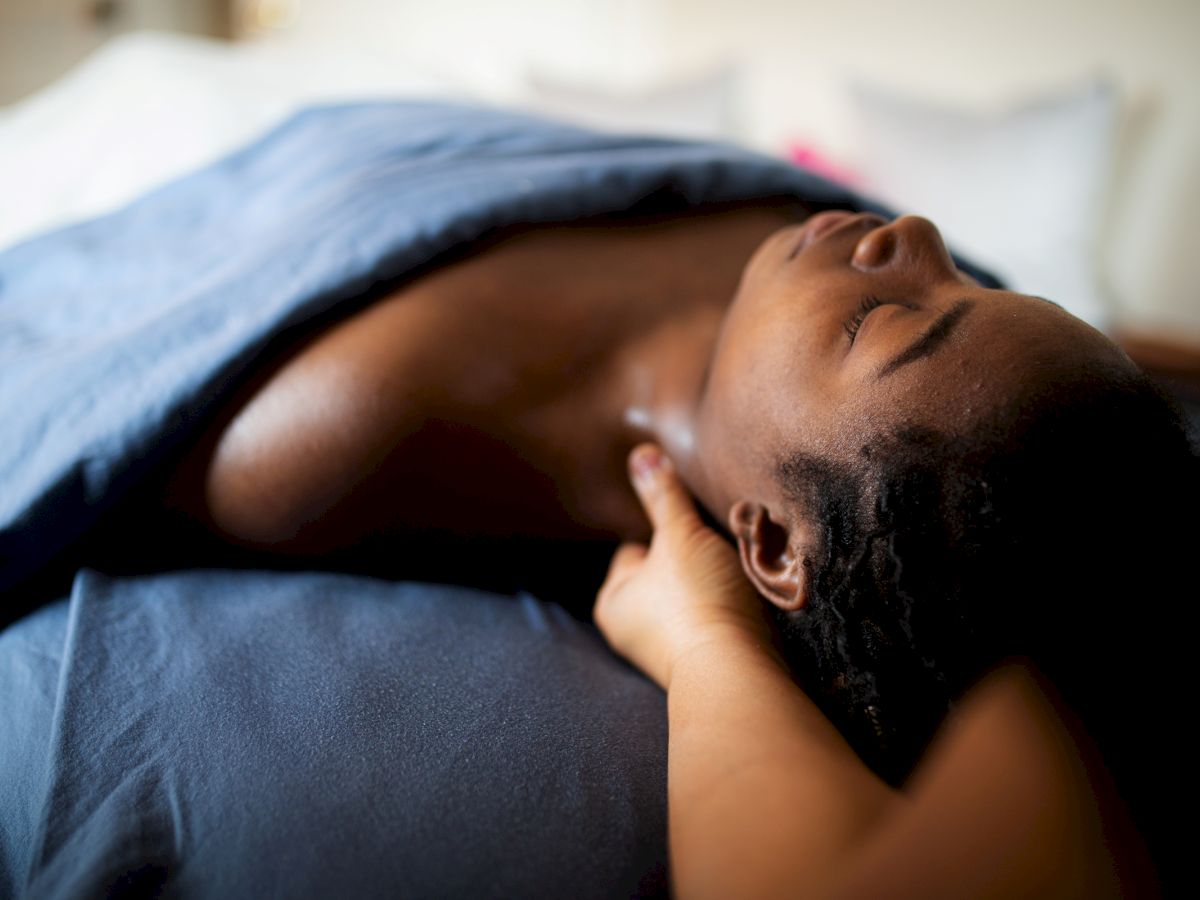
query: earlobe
728 500 811 611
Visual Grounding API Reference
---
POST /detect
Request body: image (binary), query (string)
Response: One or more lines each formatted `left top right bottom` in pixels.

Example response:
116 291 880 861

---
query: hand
594 443 777 690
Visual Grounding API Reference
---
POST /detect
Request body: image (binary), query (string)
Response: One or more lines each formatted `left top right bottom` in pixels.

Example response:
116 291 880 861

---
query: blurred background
1 0 1197 354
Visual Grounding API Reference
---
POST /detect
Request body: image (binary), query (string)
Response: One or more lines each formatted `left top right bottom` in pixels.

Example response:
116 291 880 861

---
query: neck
613 301 726 513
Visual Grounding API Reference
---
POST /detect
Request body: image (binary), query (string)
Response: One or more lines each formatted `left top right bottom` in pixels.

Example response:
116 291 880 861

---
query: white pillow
520 67 740 142
848 79 1117 331
0 31 469 252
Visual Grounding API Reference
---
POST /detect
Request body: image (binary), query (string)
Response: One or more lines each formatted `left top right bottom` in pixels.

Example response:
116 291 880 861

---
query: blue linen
0 99 997 604
0 100 1004 897
0 571 669 898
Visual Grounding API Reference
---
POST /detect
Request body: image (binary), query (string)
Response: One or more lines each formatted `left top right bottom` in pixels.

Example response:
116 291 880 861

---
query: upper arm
828 665 1151 900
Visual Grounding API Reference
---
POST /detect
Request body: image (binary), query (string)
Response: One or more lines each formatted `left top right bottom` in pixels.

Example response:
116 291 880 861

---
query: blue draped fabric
0 101 1002 898
0 99 1000 602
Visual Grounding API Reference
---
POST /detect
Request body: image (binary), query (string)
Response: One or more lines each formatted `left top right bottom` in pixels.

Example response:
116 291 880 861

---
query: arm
664 635 899 899
595 445 1151 900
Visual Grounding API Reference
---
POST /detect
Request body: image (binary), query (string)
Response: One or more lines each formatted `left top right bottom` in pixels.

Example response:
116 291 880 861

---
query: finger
628 443 701 532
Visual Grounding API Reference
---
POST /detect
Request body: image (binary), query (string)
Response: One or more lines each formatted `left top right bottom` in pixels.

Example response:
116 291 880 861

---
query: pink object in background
787 143 860 187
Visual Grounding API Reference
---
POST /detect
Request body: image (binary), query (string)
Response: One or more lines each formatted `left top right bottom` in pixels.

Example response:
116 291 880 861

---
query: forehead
823 291 1121 452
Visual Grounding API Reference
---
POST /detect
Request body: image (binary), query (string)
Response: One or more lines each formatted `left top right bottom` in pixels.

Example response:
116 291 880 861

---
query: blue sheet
0 571 669 898
0 99 998 605
0 100 1003 897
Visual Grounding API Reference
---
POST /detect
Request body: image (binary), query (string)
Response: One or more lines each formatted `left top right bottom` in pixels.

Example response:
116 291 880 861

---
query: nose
851 215 957 275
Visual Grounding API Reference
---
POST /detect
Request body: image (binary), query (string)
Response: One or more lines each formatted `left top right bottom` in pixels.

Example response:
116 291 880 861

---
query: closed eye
845 297 923 346
844 296 884 344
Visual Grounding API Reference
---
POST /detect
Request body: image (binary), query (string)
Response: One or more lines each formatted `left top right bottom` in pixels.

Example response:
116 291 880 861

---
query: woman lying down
4 101 1195 895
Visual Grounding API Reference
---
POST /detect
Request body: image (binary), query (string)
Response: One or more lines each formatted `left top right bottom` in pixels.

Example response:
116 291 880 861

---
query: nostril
852 226 895 269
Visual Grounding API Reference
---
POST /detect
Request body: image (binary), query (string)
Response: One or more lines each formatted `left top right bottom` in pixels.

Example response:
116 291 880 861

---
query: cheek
700 330 798 479
696 350 756 476
708 307 819 430
704 269 867 457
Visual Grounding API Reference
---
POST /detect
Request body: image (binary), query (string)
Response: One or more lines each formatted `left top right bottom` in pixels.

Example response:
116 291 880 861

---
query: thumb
628 444 700 532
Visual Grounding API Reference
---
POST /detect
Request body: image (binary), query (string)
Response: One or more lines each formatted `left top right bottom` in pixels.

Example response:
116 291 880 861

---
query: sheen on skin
172 207 1133 597
668 213 1131 609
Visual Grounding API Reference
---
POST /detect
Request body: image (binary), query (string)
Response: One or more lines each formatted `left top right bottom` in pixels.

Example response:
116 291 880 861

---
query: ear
728 500 811 611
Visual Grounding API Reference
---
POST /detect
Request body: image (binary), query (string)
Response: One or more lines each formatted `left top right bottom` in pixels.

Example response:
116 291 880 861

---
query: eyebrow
876 299 975 380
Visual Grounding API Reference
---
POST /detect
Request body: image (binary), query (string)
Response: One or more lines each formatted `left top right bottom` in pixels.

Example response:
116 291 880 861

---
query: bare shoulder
167 279 460 549
163 201 805 552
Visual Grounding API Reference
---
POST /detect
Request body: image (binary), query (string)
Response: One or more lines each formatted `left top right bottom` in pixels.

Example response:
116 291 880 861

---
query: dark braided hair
772 364 1198 880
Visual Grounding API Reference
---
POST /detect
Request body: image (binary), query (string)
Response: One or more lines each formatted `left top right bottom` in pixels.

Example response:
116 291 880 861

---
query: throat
479 201 801 538
614 303 723 483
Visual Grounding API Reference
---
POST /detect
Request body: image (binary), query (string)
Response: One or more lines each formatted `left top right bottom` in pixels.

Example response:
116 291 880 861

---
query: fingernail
630 445 662 487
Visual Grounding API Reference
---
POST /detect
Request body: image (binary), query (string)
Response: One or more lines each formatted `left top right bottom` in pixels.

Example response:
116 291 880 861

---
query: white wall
651 0 1200 334
3 0 1195 330
0 0 229 101
269 0 1199 333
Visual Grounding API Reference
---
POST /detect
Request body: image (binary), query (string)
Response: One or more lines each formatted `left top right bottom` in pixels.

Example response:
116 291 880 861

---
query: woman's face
688 211 1127 521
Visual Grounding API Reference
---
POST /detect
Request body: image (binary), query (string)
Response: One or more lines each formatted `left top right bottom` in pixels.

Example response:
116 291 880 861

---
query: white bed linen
0 31 470 252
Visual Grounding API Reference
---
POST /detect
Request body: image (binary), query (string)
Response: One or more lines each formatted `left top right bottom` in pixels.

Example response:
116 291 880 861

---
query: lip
789 210 887 259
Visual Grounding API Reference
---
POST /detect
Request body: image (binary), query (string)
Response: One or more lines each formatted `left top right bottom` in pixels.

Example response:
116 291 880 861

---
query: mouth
788 210 887 259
